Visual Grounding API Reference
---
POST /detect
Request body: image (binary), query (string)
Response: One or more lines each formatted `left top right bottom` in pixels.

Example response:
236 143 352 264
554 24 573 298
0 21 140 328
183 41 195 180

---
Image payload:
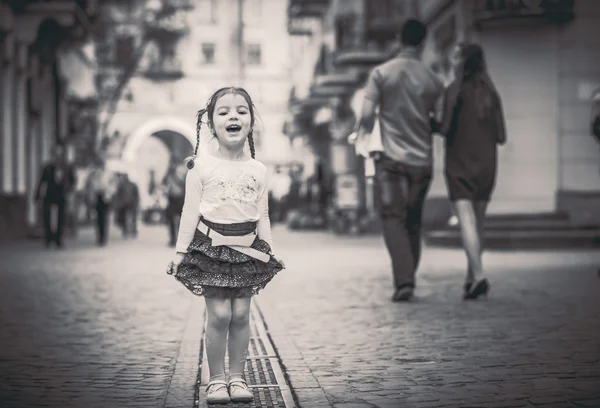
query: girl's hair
185 87 257 169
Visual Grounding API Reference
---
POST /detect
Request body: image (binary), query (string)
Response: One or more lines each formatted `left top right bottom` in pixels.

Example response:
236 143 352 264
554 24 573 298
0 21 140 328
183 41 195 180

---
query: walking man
355 19 444 301
35 145 76 248
85 158 118 246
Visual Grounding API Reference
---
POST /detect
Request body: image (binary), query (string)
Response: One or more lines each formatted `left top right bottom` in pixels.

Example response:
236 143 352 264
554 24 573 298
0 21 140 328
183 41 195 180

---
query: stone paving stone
4 223 600 408
257 226 600 408
0 225 198 408
164 297 205 408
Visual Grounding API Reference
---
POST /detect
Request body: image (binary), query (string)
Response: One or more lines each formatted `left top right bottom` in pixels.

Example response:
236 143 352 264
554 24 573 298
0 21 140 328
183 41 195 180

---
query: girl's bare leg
204 297 232 381
228 296 252 379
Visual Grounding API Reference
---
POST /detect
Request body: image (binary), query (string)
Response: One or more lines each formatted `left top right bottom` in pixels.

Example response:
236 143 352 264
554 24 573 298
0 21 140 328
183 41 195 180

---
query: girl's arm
174 165 203 253
256 168 274 253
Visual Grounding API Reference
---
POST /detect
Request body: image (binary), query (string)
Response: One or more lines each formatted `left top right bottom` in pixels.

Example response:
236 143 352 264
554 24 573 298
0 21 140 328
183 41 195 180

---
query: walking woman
441 43 507 299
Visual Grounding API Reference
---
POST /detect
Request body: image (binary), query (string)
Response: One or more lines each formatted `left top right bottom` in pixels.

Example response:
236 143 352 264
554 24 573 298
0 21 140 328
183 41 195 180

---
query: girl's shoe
464 278 490 300
205 380 230 404
228 378 253 402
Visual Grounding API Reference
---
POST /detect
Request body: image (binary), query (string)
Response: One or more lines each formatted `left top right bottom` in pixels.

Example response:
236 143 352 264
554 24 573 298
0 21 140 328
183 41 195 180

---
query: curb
164 296 206 408
255 296 332 408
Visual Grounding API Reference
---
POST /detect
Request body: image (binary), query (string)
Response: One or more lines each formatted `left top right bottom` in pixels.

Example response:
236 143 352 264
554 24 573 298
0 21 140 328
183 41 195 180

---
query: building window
246 43 261 66
243 0 262 25
200 43 215 64
197 0 217 23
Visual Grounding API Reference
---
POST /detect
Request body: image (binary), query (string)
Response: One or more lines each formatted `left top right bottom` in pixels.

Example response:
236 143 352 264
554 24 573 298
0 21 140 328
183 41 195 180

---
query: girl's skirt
174 218 284 298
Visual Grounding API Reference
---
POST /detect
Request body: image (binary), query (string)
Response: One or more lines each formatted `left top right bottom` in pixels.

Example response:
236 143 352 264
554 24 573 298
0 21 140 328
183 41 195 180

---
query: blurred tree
92 0 191 158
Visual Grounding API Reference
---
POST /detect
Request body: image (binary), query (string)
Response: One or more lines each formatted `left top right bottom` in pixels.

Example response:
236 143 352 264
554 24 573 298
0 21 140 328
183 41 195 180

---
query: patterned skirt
174 218 284 298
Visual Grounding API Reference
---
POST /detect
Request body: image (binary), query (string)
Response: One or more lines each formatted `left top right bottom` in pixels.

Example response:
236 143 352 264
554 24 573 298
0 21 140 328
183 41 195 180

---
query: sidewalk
257 226 600 408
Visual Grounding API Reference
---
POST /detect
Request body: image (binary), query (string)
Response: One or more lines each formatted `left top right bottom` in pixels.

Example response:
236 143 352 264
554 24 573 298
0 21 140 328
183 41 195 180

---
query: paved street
1 223 600 408
258 228 600 408
0 223 204 408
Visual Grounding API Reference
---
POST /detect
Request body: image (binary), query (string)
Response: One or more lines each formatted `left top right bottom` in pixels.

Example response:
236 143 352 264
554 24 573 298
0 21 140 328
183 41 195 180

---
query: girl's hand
273 255 286 269
167 252 186 275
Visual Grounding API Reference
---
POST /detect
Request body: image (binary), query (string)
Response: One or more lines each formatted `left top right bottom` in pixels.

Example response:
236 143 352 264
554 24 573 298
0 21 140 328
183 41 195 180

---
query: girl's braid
247 130 256 159
186 108 207 169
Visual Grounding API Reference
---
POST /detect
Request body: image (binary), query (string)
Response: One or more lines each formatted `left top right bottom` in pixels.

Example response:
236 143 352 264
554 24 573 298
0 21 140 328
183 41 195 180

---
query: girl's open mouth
226 125 242 132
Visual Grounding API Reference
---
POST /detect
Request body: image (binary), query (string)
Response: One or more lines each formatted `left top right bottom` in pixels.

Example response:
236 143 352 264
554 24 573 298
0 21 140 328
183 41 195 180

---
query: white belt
197 220 270 263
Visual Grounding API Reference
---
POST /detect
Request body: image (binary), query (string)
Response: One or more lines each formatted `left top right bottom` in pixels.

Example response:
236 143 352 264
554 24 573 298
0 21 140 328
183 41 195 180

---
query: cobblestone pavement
0 224 204 408
257 226 600 408
2 223 600 408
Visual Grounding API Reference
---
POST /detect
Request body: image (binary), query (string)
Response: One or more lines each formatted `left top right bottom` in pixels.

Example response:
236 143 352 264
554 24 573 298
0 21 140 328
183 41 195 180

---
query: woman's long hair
460 43 498 121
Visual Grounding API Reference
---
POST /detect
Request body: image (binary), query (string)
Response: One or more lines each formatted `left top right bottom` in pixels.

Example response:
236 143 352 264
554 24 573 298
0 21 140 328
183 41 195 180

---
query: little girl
167 87 285 404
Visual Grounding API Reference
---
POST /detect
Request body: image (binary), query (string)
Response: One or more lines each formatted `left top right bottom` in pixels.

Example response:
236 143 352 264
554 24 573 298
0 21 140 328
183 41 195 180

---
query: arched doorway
120 116 196 210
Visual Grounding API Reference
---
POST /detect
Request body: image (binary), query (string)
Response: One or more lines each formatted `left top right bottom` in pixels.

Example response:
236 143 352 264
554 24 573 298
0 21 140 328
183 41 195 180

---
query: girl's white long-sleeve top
174 151 274 254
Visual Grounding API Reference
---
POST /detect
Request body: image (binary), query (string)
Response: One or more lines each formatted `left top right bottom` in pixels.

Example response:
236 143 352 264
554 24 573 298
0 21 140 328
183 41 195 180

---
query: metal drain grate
196 302 295 408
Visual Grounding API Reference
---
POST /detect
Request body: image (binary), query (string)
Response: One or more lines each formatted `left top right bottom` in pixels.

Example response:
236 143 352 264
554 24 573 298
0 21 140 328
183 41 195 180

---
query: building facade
419 0 600 224
286 0 600 226
0 0 99 240
104 0 294 208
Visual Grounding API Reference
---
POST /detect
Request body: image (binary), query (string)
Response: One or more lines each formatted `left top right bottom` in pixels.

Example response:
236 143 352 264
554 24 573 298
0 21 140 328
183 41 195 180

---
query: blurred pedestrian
355 19 445 302
441 43 506 299
591 87 600 144
162 162 187 246
166 87 285 404
589 88 600 277
270 165 292 223
85 158 118 246
114 173 140 238
34 144 76 248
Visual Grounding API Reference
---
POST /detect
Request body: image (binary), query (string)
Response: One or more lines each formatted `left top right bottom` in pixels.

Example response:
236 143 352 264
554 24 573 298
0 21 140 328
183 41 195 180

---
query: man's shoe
392 286 414 302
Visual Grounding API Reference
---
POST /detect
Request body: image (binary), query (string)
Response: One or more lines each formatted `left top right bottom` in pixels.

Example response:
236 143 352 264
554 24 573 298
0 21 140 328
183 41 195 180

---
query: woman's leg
465 201 489 284
453 200 485 282
204 297 232 381
228 297 252 379
474 200 489 254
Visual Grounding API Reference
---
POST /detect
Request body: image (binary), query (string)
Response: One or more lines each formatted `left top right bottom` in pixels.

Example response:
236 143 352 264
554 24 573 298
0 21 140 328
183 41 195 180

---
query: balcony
6 0 98 40
364 0 408 43
473 0 575 26
288 0 329 35
330 11 389 71
332 48 388 68
288 15 318 36
314 72 360 87
310 84 353 99
288 0 330 18
142 56 183 81
144 0 190 41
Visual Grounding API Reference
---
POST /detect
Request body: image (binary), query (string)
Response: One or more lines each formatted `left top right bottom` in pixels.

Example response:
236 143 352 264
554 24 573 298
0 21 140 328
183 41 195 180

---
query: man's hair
400 19 427 47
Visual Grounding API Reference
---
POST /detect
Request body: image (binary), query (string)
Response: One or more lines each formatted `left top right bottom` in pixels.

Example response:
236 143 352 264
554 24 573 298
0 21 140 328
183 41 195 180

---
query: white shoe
228 378 253 402
205 380 230 404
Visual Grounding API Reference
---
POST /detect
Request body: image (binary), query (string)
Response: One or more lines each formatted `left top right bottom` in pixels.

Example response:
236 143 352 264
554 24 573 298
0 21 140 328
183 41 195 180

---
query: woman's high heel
464 278 489 300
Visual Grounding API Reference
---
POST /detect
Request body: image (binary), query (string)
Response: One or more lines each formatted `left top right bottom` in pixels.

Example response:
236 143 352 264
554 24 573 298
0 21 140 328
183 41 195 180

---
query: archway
119 117 199 210
121 116 197 162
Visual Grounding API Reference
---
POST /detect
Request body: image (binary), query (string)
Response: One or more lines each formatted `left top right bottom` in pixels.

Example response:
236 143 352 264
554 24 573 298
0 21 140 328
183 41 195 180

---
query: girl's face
210 92 252 148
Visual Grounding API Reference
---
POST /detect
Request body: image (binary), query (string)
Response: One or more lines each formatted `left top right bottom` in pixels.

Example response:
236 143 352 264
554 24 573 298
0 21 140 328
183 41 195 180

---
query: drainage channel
196 302 296 408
